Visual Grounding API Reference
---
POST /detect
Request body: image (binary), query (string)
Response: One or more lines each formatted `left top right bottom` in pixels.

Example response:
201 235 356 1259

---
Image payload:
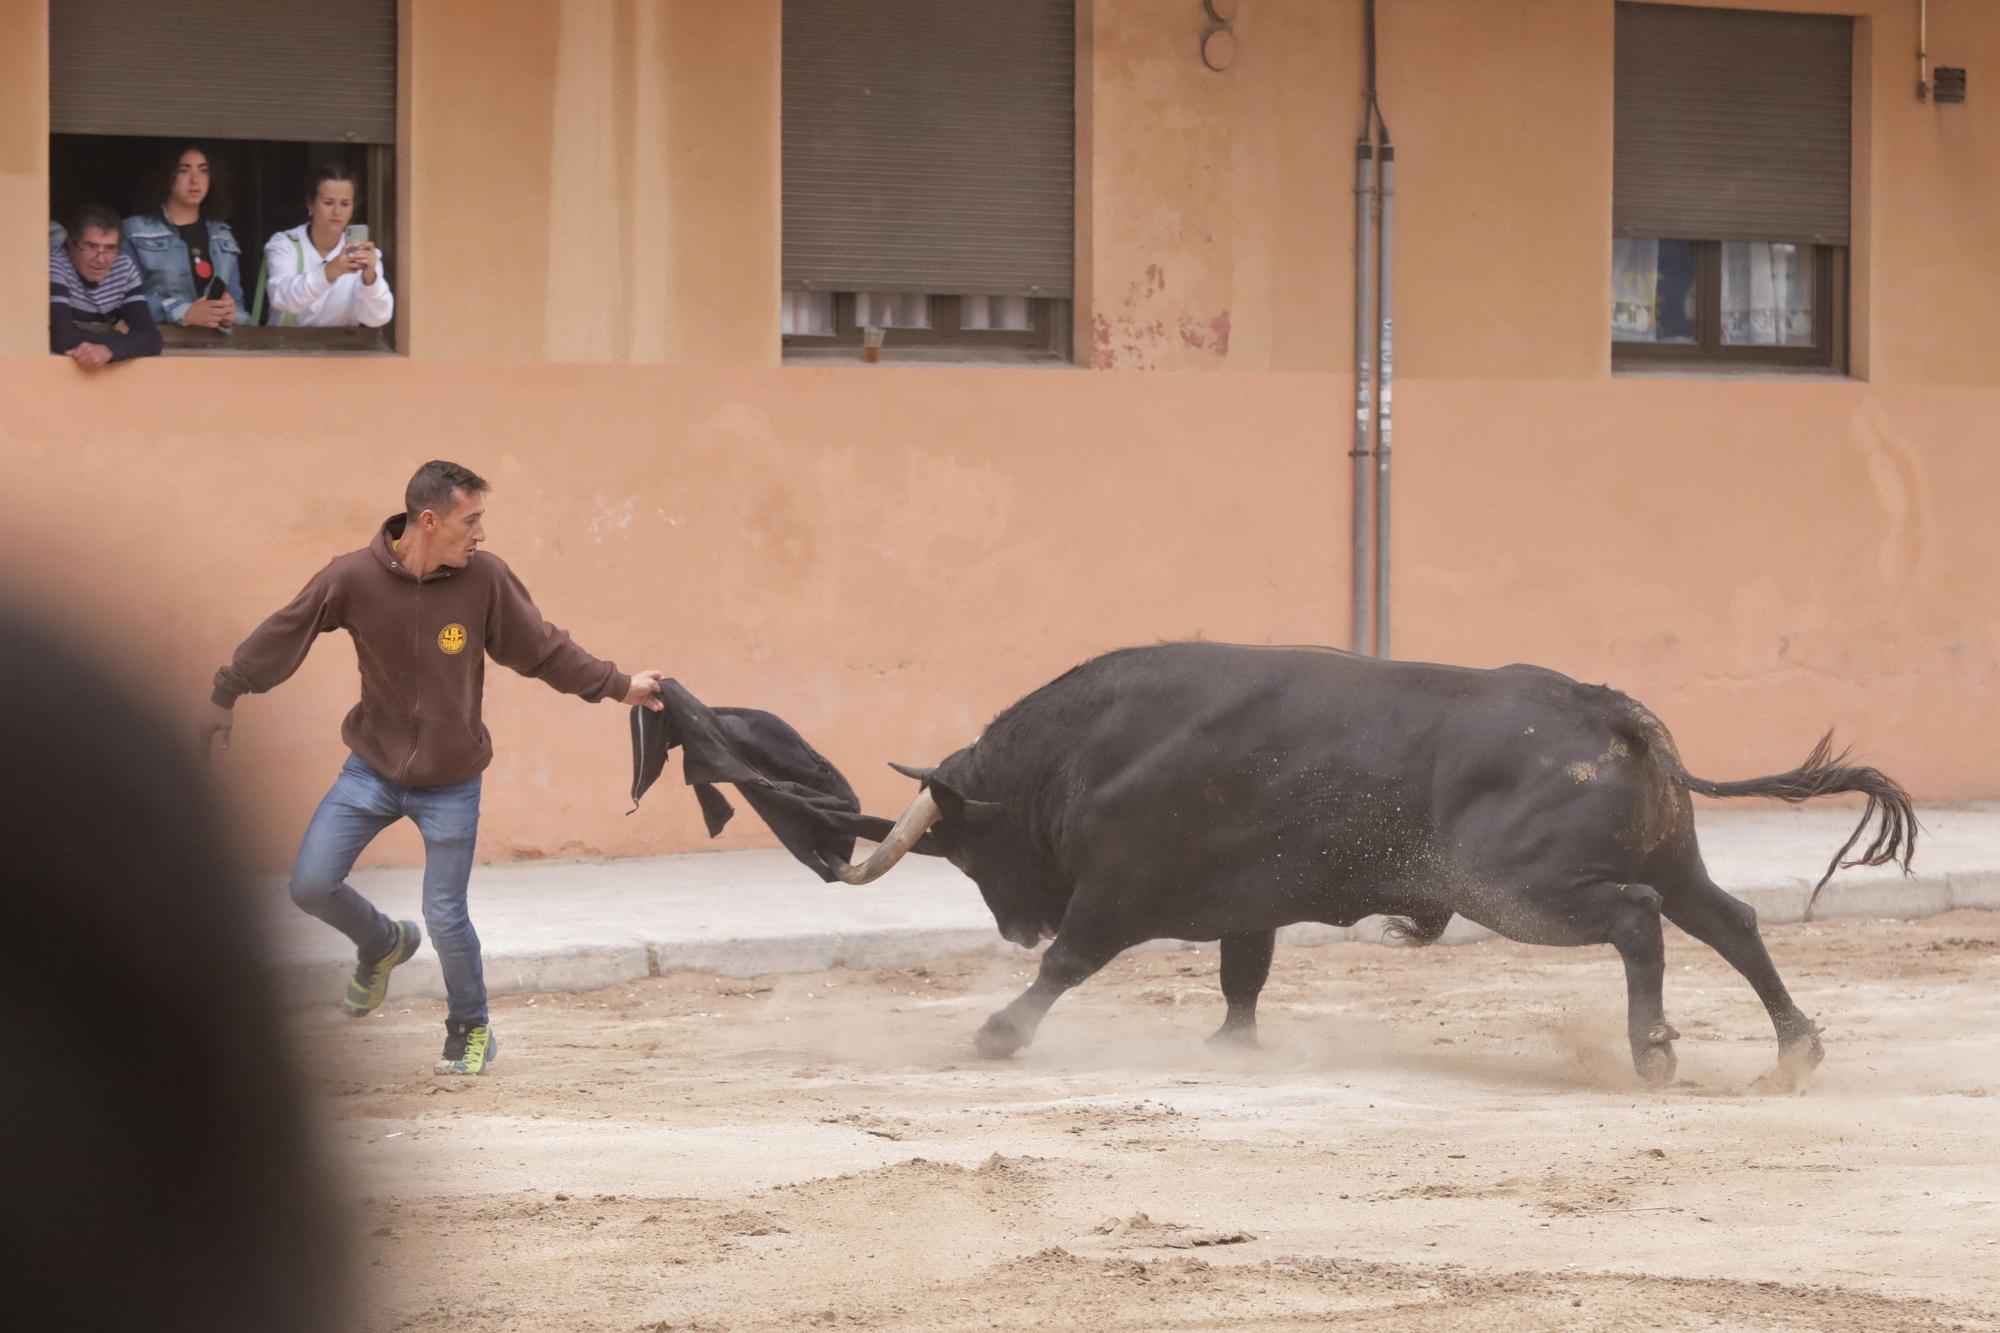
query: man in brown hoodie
201 460 664 1075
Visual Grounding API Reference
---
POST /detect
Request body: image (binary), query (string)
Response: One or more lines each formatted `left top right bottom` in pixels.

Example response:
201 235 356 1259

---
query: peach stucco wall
0 0 47 359
3 1 1997 873
1080 0 1357 372
402 0 780 364
0 360 1347 871
1073 0 2000 384
3 360 1993 874
9 0 1996 380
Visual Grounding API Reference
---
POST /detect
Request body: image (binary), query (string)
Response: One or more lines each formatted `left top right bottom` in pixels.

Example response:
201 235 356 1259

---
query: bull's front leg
975 912 1131 1059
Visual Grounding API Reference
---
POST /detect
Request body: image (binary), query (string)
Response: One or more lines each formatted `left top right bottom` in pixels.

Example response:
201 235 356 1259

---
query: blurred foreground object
0 606 348 1332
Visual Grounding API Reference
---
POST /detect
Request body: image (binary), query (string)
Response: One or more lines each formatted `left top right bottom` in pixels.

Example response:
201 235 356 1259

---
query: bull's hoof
1753 1026 1826 1094
1206 1022 1259 1050
1633 1024 1680 1087
1633 1041 1677 1086
1750 1051 1817 1094
974 1015 1028 1060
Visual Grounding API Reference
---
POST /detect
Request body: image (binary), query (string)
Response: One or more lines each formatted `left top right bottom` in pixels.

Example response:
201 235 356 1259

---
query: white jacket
263 224 394 328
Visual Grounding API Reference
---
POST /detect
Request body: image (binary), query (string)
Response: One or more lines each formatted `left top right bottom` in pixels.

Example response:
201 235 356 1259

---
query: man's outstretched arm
202 564 342 755
485 562 663 710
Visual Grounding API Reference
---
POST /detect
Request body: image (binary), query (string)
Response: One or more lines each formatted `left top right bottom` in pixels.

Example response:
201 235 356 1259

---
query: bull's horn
830 787 941 885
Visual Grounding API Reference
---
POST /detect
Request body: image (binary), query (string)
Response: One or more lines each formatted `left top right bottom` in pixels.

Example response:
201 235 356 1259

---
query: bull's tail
1380 908 1454 948
1657 729 1918 919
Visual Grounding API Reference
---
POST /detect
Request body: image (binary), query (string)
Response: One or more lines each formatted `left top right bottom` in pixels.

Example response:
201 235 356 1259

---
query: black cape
628 680 897 882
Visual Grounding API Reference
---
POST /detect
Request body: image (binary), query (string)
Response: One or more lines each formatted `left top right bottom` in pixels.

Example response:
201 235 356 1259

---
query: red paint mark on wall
1176 312 1230 357
1091 313 1117 369
1092 266 1229 368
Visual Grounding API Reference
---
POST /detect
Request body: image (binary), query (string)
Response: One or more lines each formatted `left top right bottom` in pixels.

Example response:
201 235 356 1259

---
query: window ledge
1613 364 1853 382
782 346 1074 369
160 327 394 355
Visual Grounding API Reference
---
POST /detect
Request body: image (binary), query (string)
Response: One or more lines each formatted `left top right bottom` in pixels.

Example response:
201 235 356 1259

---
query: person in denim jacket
122 145 249 333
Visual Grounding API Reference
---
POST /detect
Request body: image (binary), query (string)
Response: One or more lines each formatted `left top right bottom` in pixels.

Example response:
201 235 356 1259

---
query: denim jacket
120 213 250 327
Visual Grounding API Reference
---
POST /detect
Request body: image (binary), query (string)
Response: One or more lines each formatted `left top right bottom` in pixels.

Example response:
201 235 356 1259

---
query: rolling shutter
51 0 397 144
783 0 1075 297
1614 3 1851 244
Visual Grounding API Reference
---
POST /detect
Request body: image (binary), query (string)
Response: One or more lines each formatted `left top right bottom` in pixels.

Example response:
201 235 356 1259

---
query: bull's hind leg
1471 880 1678 1085
1208 930 1277 1048
974 904 1133 1059
1662 874 1823 1091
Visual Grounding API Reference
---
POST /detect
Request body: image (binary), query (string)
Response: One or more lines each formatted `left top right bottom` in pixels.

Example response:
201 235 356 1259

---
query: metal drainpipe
1351 131 1376 654
1372 119 1395 660
1918 0 1931 100
1351 0 1380 654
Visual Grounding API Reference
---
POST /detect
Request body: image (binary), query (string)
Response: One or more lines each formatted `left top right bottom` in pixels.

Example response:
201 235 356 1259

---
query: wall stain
1092 313 1116 369
1094 265 1230 368
1179 311 1231 354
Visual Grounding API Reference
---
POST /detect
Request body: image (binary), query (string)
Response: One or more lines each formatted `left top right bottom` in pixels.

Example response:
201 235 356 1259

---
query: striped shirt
49 242 145 318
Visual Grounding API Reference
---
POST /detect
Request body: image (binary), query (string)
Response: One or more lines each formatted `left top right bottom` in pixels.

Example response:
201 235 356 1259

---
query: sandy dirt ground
310 911 2000 1331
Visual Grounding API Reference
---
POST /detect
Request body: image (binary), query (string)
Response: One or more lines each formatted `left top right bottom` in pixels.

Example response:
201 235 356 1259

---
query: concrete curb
284 944 658 1010
649 927 1012 977
1277 868 1975 948
281 868 1987 1008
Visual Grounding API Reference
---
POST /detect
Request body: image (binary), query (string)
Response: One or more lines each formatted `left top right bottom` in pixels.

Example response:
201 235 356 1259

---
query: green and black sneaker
434 1019 499 1076
340 919 421 1017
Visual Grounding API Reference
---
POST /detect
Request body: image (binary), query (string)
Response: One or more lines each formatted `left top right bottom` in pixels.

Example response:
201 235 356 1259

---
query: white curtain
958 294 1031 331
781 289 834 337
853 292 932 329
1722 242 1814 346
1612 237 1663 342
1612 238 1701 344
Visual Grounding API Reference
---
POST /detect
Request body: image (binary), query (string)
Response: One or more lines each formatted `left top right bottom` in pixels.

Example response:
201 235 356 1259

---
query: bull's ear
928 776 1002 826
888 761 935 783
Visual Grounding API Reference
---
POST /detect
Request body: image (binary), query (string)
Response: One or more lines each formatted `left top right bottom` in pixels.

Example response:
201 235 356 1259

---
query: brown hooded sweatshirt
211 514 631 788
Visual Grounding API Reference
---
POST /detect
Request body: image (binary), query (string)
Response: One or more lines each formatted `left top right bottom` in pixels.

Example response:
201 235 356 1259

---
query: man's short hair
405 460 490 523
65 204 122 243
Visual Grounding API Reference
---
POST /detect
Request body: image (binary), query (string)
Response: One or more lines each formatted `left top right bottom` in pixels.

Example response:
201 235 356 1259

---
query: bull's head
829 755 1057 948
826 754 998 885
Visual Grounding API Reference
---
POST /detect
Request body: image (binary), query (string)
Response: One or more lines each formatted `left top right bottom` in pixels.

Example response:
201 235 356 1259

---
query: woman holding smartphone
258 163 393 328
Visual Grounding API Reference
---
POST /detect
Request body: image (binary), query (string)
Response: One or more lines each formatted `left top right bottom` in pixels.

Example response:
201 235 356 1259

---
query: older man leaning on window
49 205 162 371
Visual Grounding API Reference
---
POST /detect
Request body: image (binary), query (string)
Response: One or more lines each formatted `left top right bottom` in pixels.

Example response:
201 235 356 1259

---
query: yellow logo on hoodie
438 623 468 655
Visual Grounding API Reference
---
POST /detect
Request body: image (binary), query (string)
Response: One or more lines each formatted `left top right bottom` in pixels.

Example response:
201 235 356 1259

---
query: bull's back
1025 644 1660 873
1042 643 1601 773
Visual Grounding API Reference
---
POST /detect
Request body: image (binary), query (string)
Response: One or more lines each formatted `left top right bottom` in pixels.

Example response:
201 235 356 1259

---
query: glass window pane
1722 242 1815 347
853 292 932 329
1612 238 1698 343
781 289 834 337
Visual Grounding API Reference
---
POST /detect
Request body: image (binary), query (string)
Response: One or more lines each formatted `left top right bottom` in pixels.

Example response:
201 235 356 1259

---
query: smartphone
344 223 370 247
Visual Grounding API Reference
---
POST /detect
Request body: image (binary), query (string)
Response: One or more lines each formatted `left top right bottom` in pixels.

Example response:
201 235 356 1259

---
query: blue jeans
289 753 487 1024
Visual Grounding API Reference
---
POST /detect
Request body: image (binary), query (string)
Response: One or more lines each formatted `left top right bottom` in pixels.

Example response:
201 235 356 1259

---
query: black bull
835 643 1916 1088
